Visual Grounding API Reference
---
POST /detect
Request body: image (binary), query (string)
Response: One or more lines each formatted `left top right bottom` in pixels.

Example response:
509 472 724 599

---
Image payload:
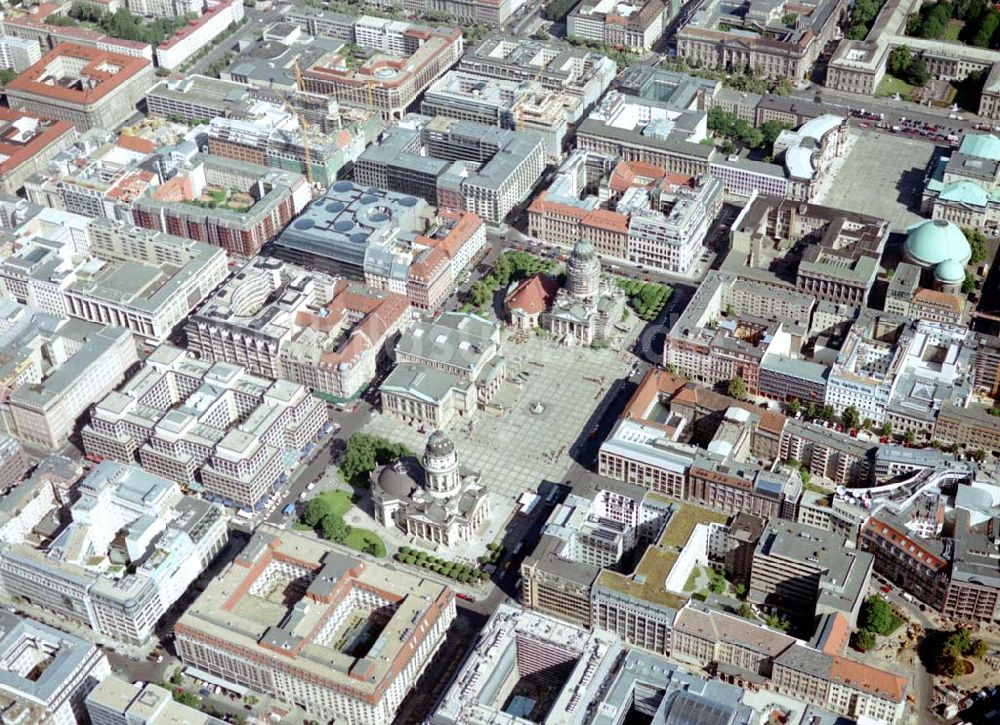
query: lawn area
343 528 387 558
876 75 914 99
311 490 352 518
941 20 963 41
659 503 729 549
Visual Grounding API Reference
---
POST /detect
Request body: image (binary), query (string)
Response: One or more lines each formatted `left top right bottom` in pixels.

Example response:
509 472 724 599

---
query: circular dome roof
377 459 417 498
934 258 966 283
905 219 971 267
333 181 354 193
571 239 596 263
293 218 314 230
325 201 345 213
334 219 353 232
399 197 418 207
360 194 379 205
425 430 454 458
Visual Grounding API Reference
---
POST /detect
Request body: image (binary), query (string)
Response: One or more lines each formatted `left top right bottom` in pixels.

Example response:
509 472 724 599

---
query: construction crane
289 57 315 187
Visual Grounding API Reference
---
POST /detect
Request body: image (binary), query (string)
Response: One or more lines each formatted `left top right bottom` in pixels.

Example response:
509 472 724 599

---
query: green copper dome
904 219 971 268
934 258 966 284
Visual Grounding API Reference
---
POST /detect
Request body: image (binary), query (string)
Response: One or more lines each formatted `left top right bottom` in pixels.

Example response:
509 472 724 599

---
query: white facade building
0 610 111 725
0 462 228 645
0 34 41 72
155 0 245 70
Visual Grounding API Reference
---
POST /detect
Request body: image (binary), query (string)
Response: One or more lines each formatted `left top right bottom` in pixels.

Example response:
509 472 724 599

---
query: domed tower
423 430 459 499
566 240 601 300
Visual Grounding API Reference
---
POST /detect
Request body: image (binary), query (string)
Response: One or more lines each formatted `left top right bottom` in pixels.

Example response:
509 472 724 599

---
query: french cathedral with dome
370 430 492 547
505 240 626 345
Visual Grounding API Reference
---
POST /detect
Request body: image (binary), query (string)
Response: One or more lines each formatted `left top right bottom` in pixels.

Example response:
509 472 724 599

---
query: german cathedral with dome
370 430 492 547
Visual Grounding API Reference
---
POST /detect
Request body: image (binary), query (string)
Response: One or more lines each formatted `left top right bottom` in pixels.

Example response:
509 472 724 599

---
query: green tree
904 429 916 445
788 398 801 416
963 271 976 294
737 602 754 618
320 514 351 542
908 57 930 86
766 614 791 632
888 45 912 77
728 376 747 400
964 228 989 265
734 582 747 598
852 629 877 652
820 404 835 421
860 595 899 635
842 405 861 430
880 421 893 437
303 497 335 527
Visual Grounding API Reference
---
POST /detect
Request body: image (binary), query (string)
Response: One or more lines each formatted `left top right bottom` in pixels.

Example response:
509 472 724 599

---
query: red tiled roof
0 108 75 178
505 274 559 315
829 656 907 702
6 43 150 106
117 133 155 154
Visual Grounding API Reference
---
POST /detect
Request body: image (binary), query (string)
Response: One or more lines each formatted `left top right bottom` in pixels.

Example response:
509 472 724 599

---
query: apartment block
175 526 455 724
5 43 153 131
87 678 223 725
0 461 228 644
187 257 410 401
403 0 515 25
0 610 111 725
0 34 42 72
0 434 30 493
131 155 312 257
432 604 619 725
1 301 137 450
568 0 669 51
83 346 324 510
155 0 244 70
859 512 950 611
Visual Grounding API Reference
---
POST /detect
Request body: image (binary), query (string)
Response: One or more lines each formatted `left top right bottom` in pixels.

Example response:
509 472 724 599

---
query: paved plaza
363 332 634 502
816 128 937 231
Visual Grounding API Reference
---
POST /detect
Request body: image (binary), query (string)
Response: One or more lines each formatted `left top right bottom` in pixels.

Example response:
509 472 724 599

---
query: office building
0 34 41 72
0 4 154 61
0 461 228 644
301 18 463 119
750 521 873 626
403 0 515 25
355 116 546 223
0 435 30 493
528 154 724 275
371 430 492 547
421 71 569 159
727 194 889 307
5 43 153 131
0 610 111 725
860 511 950 611
1 301 137 450
676 0 846 84
272 181 485 309
461 36 614 112
86 678 224 725
592 502 728 655
431 604 620 725
672 601 907 722
568 0 669 50
154 0 244 70
380 312 506 429
779 419 873 488
187 257 410 401
0 218 229 342
922 133 1000 237
205 98 380 187
0 108 77 197
82 346 325 511
175 526 455 724
131 154 312 257
521 480 672 628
